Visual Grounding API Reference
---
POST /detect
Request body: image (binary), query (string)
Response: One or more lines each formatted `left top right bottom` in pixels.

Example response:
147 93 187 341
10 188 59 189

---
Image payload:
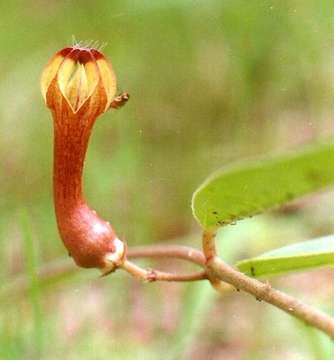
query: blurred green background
2 0 334 358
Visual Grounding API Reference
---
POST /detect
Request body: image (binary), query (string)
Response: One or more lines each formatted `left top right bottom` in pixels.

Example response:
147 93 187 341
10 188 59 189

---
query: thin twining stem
208 256 334 339
125 244 208 282
121 260 207 282
128 244 206 266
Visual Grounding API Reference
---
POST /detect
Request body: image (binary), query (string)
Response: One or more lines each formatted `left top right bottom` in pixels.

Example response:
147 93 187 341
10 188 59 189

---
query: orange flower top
41 46 117 114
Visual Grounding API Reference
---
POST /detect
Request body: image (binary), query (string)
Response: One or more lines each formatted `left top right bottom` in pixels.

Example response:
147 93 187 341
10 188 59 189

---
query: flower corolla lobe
41 46 117 114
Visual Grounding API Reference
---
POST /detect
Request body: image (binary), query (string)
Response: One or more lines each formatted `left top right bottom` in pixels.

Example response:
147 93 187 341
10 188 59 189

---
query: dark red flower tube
41 46 127 273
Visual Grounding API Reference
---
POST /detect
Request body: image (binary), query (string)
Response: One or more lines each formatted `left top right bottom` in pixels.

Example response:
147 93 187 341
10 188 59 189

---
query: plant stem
203 229 334 339
121 260 207 282
202 230 217 260
128 244 205 266
207 256 334 339
202 230 232 293
125 244 208 282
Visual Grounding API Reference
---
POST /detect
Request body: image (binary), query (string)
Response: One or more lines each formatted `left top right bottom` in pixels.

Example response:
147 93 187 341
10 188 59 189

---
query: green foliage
237 234 334 277
192 142 334 230
20 210 43 358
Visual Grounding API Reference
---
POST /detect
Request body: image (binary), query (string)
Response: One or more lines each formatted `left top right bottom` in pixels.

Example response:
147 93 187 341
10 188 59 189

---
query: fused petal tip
41 46 117 113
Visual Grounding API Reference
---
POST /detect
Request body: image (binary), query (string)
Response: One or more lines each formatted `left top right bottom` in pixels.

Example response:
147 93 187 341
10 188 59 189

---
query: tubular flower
41 46 129 273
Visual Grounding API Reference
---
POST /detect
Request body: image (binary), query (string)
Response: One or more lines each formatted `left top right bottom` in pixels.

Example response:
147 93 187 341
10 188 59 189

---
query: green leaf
192 142 334 230
237 234 334 277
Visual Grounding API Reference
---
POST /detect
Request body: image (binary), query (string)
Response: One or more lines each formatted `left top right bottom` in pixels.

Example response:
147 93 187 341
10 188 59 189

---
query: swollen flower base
41 46 129 273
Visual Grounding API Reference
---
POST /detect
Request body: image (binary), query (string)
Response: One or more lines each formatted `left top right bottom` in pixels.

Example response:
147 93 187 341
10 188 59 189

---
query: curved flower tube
41 46 129 273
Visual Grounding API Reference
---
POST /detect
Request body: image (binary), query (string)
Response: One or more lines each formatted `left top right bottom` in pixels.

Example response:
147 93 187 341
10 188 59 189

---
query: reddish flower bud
41 46 127 273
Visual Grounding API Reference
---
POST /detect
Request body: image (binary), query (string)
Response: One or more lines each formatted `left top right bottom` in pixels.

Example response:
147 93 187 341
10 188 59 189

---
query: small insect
111 92 130 109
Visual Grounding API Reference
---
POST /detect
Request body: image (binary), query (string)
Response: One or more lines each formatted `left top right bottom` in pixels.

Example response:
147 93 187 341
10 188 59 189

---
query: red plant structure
41 46 129 274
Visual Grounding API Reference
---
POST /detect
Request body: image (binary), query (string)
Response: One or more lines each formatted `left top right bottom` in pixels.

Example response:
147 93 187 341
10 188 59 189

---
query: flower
41 46 117 114
40 45 128 272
